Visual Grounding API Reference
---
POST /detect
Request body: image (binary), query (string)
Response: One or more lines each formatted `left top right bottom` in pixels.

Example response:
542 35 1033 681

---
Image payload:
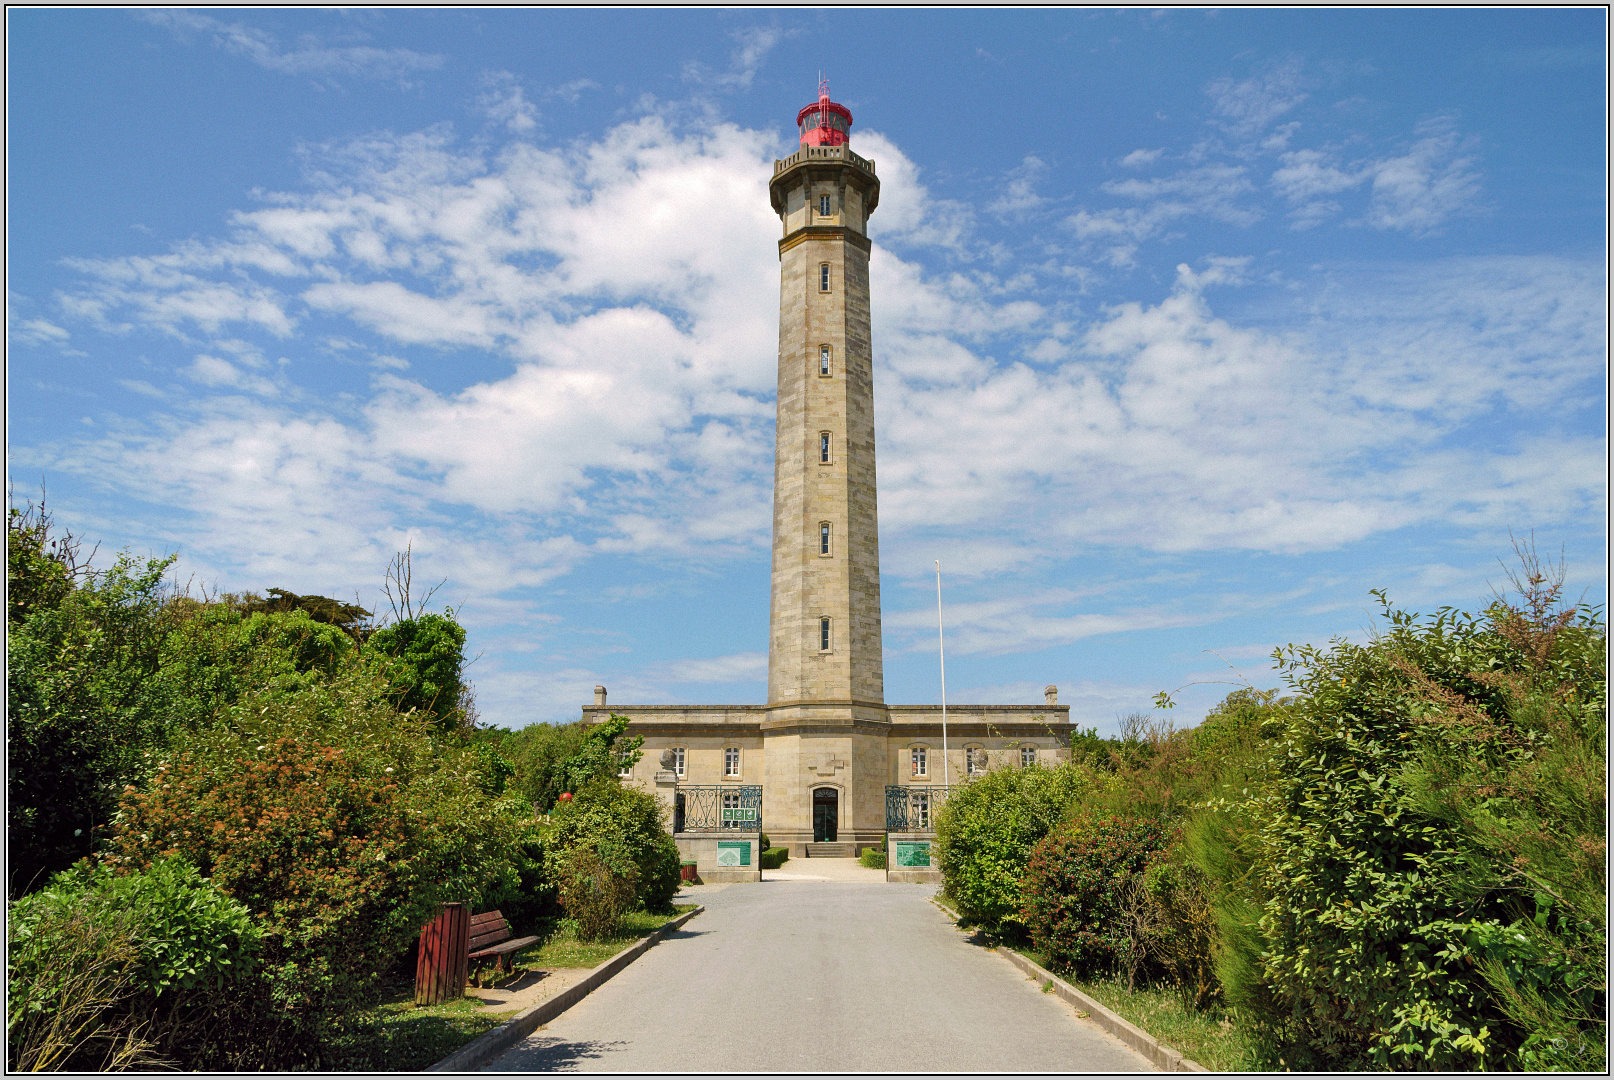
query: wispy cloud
477 71 538 133
139 10 443 86
682 25 794 91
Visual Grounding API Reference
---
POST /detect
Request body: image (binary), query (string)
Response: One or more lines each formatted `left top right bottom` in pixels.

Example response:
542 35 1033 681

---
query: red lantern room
797 79 852 147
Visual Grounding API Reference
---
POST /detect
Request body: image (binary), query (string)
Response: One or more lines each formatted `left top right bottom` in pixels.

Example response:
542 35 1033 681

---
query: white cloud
1205 57 1308 138
990 156 1050 216
27 112 1601 725
1364 117 1483 234
139 10 443 86
1269 118 1483 233
1118 148 1163 168
682 25 793 91
477 71 538 133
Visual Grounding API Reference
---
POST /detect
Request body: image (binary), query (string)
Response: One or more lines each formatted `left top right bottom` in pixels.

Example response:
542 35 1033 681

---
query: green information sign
721 807 759 823
894 841 931 868
716 841 752 866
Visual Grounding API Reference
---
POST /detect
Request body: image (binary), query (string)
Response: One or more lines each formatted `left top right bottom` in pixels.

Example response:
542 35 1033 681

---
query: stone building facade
584 85 1071 859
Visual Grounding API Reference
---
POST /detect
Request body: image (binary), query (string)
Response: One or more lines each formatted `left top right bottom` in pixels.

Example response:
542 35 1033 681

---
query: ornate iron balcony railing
885 785 955 832
674 785 762 832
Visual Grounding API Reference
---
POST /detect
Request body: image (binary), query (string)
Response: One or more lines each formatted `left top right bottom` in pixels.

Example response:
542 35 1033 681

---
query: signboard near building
894 841 931 868
716 840 753 866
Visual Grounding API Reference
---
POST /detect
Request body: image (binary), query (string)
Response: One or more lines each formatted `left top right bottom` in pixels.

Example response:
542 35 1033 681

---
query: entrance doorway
812 787 838 842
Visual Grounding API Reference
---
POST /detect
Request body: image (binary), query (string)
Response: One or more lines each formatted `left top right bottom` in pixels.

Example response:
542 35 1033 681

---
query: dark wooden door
812 787 838 842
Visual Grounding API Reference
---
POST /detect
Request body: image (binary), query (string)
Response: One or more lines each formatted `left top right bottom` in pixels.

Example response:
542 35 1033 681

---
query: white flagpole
937 559 949 789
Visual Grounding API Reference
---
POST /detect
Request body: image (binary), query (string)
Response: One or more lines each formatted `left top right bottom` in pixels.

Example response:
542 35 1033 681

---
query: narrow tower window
820 432 831 463
819 344 831 376
819 194 831 217
820 521 832 555
819 263 831 292
819 617 831 651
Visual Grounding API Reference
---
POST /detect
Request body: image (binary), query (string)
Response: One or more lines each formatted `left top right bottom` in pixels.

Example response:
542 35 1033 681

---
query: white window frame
820 521 832 556
819 263 831 292
967 746 985 777
1021 745 1037 768
911 746 927 777
819 617 831 652
819 344 831 376
724 746 741 777
617 753 633 778
915 789 931 830
671 746 685 778
820 431 831 463
721 789 741 828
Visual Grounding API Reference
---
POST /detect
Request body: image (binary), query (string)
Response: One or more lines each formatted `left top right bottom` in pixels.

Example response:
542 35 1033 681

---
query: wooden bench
467 910 540 973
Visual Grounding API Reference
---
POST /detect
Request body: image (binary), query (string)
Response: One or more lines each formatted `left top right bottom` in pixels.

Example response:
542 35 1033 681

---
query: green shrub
8 857 261 1071
1020 815 1171 977
556 844 639 942
760 847 790 870
8 502 181 896
103 688 525 1068
934 764 1092 938
1231 568 1605 1071
364 613 468 729
6 896 152 1071
1117 854 1222 1009
545 779 680 913
858 847 886 869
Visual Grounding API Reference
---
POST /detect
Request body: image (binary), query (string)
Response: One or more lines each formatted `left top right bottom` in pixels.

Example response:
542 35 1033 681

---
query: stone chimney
1045 685 1058 706
594 685 607 708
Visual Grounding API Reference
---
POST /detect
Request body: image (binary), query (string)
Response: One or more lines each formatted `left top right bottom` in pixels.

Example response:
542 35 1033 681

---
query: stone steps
805 843 856 858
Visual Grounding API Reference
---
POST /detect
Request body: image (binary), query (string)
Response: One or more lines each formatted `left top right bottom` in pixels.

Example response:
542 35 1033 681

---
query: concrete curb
996 947 1208 1073
428 906 704 1072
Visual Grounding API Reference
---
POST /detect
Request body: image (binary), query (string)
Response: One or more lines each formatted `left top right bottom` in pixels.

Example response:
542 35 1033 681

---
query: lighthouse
583 84 1070 870
761 81 888 851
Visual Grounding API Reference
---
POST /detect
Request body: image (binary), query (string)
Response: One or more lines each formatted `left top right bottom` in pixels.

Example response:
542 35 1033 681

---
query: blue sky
9 9 1606 732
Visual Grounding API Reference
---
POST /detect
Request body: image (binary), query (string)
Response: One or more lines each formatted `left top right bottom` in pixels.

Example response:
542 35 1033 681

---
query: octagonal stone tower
761 82 888 852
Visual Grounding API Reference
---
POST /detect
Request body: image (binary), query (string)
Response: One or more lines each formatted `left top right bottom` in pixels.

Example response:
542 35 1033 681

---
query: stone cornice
778 226 872 257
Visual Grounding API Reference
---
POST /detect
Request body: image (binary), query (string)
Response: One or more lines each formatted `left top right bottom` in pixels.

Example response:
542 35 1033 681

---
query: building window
915 790 931 830
819 263 830 292
820 344 831 376
819 617 831 652
911 746 927 777
671 746 685 778
819 194 831 217
820 431 831 463
1021 745 1037 768
967 747 985 776
724 746 741 777
617 753 633 778
721 789 740 828
820 521 832 556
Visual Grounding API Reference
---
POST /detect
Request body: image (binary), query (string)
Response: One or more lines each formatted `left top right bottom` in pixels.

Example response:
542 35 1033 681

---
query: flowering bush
1020 814 1171 976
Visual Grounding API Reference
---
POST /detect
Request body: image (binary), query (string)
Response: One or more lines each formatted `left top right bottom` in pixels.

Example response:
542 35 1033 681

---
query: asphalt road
484 873 1154 1072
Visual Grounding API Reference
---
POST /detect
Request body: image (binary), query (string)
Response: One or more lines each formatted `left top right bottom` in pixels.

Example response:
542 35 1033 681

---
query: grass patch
520 905 696 970
322 976 517 1071
322 903 698 1070
1011 948 1259 1073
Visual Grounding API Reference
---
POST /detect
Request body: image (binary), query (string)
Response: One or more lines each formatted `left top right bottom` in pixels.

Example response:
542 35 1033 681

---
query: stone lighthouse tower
584 85 1071 870
761 82 888 852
